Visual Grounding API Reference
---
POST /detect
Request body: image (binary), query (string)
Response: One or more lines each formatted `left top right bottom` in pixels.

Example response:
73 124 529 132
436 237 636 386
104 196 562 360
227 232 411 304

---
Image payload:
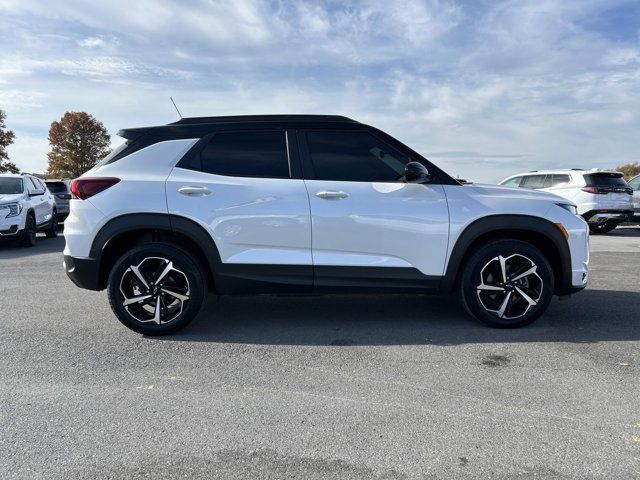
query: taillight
56 193 72 200
71 177 120 200
581 186 606 194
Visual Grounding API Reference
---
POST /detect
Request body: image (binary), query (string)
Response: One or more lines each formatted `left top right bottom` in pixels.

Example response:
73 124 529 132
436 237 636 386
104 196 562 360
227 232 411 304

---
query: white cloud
0 0 638 181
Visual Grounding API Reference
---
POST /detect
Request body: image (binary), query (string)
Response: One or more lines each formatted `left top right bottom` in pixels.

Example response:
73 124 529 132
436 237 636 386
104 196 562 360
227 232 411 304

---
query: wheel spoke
510 265 537 282
498 255 507 283
155 261 174 285
153 295 162 324
477 283 505 291
130 265 150 290
123 294 153 306
161 288 189 301
514 285 538 307
497 291 512 318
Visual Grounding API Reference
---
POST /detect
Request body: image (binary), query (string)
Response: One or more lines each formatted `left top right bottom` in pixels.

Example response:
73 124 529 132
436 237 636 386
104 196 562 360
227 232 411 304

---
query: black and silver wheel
45 212 58 238
459 240 554 328
18 214 37 247
107 244 206 335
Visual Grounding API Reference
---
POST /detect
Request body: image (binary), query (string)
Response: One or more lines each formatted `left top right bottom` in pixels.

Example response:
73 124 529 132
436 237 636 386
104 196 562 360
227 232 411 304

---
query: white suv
499 169 634 234
63 115 589 335
0 173 59 246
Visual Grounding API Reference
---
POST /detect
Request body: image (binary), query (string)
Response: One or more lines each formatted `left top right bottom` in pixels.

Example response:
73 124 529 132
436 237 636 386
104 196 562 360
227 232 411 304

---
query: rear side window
501 176 522 187
583 172 627 187
520 175 547 189
305 131 410 182
550 174 570 187
198 131 290 178
45 181 68 193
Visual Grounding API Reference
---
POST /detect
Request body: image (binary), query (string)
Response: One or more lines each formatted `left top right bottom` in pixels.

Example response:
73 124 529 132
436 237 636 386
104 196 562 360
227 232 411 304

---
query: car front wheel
107 243 206 335
459 239 554 328
18 214 37 247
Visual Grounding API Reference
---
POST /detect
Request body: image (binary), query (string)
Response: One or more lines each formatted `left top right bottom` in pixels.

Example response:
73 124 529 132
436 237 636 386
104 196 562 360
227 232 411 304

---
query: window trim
297 128 428 183
175 128 298 180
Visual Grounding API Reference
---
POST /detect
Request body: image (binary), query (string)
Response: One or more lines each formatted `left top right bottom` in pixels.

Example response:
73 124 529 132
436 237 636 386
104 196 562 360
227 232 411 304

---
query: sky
0 0 639 183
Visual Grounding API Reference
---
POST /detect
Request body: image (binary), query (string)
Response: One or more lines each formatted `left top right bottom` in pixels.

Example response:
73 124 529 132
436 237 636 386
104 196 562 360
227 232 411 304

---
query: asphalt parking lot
1 229 639 479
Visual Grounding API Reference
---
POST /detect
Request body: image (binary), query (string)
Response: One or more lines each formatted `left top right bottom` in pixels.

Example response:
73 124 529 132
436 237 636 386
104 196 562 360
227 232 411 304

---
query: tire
107 243 206 335
18 214 37 247
589 222 617 234
459 239 554 328
45 211 59 238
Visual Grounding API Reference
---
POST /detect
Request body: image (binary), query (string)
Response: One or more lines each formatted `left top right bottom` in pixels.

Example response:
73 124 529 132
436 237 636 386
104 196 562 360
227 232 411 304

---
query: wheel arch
441 215 572 295
90 213 221 292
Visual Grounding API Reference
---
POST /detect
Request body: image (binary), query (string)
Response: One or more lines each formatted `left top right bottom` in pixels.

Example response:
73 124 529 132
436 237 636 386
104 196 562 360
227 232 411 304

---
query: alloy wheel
476 254 543 320
119 257 190 324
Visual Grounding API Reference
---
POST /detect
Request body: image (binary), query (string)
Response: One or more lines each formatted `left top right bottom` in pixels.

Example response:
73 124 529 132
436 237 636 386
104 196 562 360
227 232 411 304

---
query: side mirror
404 162 432 184
29 189 45 197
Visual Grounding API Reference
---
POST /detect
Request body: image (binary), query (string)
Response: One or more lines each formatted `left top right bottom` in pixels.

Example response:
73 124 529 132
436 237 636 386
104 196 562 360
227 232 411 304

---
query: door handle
316 190 349 200
178 186 212 196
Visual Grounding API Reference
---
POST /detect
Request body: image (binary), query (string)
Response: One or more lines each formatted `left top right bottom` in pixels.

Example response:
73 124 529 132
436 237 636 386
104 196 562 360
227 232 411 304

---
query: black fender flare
90 212 222 284
440 215 572 294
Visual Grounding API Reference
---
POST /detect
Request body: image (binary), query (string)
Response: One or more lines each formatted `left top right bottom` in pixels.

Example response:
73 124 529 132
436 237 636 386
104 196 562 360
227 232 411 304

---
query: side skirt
214 264 441 295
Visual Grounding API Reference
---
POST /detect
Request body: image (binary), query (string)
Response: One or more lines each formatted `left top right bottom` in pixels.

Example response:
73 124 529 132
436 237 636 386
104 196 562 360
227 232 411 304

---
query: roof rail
169 114 357 126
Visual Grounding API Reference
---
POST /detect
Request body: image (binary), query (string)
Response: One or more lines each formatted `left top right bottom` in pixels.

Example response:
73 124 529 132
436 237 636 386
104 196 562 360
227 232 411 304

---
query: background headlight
0 202 23 218
556 203 578 215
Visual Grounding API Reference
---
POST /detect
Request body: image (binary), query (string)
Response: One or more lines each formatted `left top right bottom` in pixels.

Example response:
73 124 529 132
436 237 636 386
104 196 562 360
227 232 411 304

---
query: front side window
628 176 640 191
27 177 41 192
520 175 547 189
198 131 289 178
305 131 410 182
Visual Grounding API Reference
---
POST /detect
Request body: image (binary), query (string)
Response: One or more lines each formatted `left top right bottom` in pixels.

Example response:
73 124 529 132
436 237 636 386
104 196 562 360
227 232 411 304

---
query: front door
166 129 312 292
299 130 450 289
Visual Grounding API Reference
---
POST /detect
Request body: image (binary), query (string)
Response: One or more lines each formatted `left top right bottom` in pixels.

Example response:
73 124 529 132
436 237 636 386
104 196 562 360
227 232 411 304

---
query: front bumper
63 255 103 291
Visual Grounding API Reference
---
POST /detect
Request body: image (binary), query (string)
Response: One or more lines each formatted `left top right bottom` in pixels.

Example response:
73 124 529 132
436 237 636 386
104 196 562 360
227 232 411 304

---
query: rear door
299 129 449 286
165 129 312 291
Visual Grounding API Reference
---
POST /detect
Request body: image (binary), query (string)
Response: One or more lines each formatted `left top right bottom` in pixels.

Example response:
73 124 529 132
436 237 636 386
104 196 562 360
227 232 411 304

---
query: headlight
556 203 578 215
0 202 23 218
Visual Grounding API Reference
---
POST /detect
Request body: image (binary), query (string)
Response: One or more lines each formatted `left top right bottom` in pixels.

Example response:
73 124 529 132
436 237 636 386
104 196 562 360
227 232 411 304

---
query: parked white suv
63 115 589 335
499 169 633 233
0 173 59 246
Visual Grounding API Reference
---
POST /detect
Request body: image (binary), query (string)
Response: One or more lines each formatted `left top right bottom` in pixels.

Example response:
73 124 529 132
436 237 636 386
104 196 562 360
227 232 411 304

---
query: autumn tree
46 111 110 178
614 162 640 180
0 109 19 174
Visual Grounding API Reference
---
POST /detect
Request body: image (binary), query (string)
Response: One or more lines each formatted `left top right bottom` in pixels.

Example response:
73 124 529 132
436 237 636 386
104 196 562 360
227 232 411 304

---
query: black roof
169 114 357 126
118 114 358 140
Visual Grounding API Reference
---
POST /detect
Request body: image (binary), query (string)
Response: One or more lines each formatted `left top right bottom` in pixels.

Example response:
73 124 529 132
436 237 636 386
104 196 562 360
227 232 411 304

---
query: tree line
1 107 640 180
0 109 110 178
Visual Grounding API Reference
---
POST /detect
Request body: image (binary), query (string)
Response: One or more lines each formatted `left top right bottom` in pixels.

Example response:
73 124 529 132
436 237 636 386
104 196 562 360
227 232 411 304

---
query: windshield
45 181 68 193
583 172 627 187
0 178 24 195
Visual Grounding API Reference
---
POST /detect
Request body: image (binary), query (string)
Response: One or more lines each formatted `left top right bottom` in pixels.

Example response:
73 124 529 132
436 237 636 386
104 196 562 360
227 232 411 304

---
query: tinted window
550 174 570 187
583 172 627 187
306 131 410 182
0 178 23 194
520 175 547 189
629 176 640 190
199 131 289 178
45 181 68 193
501 176 522 188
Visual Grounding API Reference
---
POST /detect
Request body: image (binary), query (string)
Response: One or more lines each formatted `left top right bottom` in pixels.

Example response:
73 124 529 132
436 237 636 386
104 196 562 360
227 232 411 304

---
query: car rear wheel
459 239 554 328
18 214 37 247
588 222 617 234
107 243 206 335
